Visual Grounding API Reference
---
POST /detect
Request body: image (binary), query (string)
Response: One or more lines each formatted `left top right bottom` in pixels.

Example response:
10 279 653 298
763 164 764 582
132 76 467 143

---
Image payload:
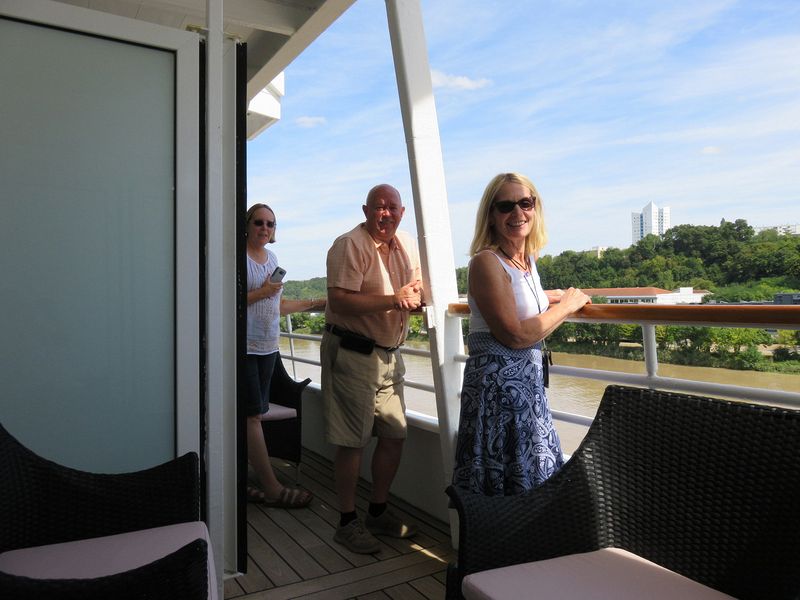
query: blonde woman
452 173 590 496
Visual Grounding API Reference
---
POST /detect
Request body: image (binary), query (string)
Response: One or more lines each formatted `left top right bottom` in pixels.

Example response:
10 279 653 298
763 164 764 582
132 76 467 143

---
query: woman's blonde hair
245 203 276 244
468 172 547 256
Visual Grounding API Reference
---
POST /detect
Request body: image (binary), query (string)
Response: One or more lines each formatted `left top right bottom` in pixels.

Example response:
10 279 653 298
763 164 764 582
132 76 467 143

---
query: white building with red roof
582 287 710 305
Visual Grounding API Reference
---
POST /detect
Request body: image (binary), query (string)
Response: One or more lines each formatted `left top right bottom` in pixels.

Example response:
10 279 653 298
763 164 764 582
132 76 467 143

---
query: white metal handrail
281 304 800 433
447 303 800 408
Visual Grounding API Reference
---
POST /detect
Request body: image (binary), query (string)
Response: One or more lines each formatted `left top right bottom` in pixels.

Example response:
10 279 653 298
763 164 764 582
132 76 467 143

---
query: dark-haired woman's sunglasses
253 219 275 228
493 197 536 213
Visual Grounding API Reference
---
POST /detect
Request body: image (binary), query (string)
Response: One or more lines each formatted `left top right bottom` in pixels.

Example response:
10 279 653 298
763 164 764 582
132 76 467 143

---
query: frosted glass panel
0 18 176 471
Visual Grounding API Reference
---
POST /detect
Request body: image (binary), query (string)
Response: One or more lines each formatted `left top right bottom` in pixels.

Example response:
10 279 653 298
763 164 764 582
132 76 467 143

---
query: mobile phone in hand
270 266 286 283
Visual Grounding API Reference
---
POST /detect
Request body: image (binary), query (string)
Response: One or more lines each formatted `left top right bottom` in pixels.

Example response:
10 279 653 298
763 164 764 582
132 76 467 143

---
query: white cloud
247 1 800 279
431 69 490 91
294 116 326 128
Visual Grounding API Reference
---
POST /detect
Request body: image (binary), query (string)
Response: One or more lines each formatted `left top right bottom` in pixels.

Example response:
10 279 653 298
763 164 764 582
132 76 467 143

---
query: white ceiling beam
245 0 355 99
129 0 320 35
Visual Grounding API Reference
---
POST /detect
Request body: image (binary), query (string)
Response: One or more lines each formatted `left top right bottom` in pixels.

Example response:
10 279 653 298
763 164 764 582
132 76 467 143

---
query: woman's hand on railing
560 287 592 314
447 302 800 328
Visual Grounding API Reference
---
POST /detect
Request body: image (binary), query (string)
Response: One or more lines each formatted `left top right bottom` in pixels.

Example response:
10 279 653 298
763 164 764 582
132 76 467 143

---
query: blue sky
248 0 800 281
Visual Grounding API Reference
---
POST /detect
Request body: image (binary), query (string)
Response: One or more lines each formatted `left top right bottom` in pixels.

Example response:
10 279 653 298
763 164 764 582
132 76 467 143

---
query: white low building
583 287 710 305
754 224 800 236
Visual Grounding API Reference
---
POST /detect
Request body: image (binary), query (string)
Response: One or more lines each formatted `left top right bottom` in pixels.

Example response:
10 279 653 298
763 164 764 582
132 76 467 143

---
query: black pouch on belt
339 330 376 355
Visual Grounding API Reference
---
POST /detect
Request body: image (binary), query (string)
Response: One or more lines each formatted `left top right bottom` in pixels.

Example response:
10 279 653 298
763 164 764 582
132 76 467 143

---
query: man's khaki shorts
320 331 407 448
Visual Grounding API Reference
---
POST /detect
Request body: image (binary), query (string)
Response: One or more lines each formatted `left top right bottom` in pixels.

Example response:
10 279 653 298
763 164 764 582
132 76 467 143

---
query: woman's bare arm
470 252 590 349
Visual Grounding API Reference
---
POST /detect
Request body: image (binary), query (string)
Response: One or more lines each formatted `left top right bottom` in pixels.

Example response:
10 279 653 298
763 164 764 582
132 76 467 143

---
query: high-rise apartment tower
631 201 670 244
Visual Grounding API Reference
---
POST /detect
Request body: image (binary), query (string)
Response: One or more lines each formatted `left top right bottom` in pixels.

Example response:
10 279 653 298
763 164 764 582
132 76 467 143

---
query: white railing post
285 314 297 379
642 324 659 379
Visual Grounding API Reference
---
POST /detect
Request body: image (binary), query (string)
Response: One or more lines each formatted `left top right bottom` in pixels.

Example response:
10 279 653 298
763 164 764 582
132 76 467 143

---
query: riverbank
546 340 800 374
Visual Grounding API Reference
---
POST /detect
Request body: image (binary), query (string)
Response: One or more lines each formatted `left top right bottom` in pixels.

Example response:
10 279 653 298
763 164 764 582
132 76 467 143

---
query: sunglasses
493 197 536 213
252 219 275 228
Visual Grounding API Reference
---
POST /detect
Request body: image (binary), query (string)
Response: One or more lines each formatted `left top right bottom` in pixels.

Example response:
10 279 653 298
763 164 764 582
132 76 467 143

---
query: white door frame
0 0 201 458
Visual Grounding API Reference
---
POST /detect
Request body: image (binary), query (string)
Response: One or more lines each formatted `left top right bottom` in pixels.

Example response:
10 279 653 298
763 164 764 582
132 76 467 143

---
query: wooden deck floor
224 450 455 600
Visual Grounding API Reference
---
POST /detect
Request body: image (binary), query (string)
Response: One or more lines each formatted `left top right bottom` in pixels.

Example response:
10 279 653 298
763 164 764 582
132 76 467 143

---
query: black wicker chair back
446 385 800 600
0 422 200 553
261 354 311 469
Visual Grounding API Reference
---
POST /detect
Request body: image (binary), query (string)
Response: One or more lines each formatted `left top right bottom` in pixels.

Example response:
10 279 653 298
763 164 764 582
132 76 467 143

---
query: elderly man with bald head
321 183 423 554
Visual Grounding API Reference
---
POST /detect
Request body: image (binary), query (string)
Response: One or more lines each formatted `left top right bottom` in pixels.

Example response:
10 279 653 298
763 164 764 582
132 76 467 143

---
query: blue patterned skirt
452 332 563 496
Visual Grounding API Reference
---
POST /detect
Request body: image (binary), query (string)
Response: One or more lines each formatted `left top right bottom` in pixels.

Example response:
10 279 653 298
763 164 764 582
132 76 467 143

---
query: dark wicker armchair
446 385 800 600
0 422 200 553
0 422 210 599
0 539 209 600
260 353 311 480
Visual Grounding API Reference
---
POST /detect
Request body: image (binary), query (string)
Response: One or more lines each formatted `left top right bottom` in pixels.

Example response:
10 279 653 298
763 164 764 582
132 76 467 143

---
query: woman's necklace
498 247 529 273
497 246 553 386
498 247 539 309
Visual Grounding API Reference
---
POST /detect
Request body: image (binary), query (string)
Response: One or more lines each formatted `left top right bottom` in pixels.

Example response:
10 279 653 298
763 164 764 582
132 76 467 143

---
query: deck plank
248 506 329 579
385 583 427 599
227 450 453 600
267 504 354 573
223 577 246 598
277 457 404 563
234 553 274 594
290 453 447 552
246 521 301 587
239 543 452 600
408 575 446 599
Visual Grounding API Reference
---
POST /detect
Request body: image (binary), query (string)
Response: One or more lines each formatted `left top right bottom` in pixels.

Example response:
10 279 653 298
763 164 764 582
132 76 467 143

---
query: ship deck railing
282 303 800 432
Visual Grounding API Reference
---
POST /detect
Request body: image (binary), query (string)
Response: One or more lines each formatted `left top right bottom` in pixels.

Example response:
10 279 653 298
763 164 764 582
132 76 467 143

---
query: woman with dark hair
244 203 324 507
452 173 590 496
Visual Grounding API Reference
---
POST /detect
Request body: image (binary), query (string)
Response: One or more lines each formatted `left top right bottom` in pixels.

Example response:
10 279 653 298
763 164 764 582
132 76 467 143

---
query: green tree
407 315 426 338
629 234 660 263
282 277 327 300
729 345 764 370
455 266 468 295
712 327 771 355
777 329 800 347
548 321 576 344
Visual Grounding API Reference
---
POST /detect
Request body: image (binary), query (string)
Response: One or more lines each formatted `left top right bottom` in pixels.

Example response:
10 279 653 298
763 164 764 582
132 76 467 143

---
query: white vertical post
384 0 464 535
286 314 298 379
205 0 229 593
642 324 659 379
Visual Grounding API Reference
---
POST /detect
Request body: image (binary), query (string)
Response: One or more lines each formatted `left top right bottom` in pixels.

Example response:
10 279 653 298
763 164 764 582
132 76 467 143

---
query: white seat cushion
0 521 217 600
259 402 297 421
462 547 735 600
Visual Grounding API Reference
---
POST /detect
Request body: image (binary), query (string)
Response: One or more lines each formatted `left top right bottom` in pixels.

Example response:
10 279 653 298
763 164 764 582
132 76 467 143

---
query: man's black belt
325 323 400 353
